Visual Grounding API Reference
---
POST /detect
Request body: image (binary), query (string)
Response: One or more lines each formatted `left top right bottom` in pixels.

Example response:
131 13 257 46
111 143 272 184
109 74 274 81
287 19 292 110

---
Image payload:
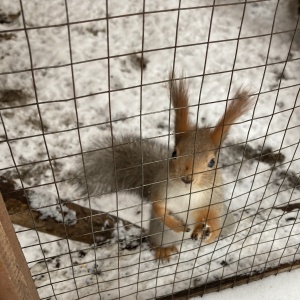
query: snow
29 190 77 225
192 267 300 300
1 0 300 299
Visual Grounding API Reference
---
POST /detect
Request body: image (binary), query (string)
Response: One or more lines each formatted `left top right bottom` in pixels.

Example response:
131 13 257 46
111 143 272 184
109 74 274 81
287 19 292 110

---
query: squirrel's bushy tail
75 135 168 198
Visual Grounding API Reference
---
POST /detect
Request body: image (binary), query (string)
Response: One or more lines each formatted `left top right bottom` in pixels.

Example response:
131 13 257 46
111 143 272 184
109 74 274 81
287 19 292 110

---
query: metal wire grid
0 0 300 299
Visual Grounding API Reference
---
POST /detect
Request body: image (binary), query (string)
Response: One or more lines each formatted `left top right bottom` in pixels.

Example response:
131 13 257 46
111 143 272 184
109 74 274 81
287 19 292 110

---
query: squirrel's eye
172 150 177 158
208 158 215 168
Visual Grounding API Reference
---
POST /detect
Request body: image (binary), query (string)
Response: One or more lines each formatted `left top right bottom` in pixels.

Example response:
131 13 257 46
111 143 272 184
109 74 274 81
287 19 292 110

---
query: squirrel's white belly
149 183 217 247
165 183 212 226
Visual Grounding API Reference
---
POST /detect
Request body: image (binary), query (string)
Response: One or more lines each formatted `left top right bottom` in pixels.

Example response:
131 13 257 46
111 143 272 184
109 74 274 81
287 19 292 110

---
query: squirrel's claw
191 223 211 240
185 226 191 232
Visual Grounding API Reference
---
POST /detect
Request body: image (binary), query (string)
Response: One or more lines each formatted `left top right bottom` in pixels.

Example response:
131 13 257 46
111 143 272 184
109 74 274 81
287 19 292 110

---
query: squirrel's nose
181 175 193 184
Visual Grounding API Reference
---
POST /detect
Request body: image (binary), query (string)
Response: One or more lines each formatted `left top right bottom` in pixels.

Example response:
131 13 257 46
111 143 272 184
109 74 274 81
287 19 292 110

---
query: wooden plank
0 193 40 300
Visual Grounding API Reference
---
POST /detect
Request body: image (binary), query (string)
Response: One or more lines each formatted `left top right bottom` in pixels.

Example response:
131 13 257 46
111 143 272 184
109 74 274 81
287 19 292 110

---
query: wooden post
0 193 40 300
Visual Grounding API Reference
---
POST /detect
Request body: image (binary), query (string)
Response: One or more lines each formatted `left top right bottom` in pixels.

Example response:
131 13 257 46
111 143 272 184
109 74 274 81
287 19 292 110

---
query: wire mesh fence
0 0 300 299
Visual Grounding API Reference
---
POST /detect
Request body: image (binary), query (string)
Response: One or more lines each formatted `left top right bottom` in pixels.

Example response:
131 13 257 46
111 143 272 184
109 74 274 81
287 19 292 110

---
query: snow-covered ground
0 0 300 299
192 267 300 300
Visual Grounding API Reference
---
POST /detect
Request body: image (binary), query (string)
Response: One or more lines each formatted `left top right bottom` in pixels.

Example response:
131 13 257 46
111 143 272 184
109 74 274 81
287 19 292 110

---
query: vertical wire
136 0 146 298
217 0 281 289
246 15 300 276
286 177 300 273
205 1 247 289
153 0 182 298
183 0 218 296
232 0 299 285
203 0 279 288
268 139 300 276
18 0 81 298
105 1 121 298
0 109 57 300
63 0 103 297
256 15 300 278
167 2 190 297
250 132 299 277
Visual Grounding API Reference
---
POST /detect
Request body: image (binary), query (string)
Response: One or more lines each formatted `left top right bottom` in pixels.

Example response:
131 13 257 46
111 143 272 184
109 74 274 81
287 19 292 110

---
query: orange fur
153 245 178 262
169 75 191 143
152 201 187 233
211 89 252 146
148 75 253 262
191 207 222 243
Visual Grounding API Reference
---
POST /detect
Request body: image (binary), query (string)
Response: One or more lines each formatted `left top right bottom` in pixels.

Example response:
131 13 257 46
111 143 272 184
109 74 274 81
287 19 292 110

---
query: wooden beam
0 176 144 248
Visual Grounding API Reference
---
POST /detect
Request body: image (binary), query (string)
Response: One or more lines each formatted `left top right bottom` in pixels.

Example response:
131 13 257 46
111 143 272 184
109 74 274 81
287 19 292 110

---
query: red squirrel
75 75 252 261
149 77 252 261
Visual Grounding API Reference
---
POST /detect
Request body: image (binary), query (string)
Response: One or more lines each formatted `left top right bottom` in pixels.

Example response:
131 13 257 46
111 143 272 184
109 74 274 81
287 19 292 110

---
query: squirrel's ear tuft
211 89 253 146
169 74 191 144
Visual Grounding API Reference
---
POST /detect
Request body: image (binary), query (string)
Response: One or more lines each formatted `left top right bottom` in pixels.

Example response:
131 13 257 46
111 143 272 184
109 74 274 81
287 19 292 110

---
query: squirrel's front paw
172 222 191 233
191 223 211 241
166 215 191 233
